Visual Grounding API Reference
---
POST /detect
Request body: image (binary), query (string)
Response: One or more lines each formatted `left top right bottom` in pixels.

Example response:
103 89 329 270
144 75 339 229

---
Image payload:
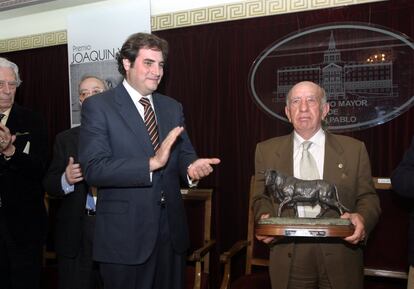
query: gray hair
0 57 22 87
78 75 109 92
285 81 327 107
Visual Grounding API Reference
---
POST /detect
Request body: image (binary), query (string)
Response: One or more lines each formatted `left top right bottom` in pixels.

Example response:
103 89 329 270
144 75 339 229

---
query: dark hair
116 33 169 77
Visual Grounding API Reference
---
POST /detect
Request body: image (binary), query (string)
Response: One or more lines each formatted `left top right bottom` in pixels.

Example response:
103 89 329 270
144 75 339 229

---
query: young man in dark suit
253 81 381 289
0 57 48 289
78 33 220 289
43 75 108 289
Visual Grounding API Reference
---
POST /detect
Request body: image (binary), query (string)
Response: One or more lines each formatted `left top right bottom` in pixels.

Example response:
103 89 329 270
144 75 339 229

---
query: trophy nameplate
256 217 354 238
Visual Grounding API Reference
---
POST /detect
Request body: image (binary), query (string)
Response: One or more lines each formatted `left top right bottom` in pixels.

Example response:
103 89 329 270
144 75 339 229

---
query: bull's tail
334 185 350 215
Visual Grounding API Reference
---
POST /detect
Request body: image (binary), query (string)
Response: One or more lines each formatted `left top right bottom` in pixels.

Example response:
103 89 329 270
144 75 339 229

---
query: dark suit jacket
79 84 197 265
43 126 89 257
391 136 414 265
253 132 381 289
0 103 48 243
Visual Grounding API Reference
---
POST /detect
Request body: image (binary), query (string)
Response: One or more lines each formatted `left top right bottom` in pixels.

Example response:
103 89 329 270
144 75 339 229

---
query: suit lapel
324 133 347 183
69 127 80 157
6 104 30 152
5 104 21 133
152 93 167 143
114 85 154 156
274 134 294 176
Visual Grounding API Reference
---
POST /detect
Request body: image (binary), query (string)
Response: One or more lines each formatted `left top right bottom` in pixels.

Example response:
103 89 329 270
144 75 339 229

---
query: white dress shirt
293 128 326 217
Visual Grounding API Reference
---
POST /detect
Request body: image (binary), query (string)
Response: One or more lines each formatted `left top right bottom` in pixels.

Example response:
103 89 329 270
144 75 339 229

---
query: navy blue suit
43 127 87 257
43 127 102 289
78 83 197 288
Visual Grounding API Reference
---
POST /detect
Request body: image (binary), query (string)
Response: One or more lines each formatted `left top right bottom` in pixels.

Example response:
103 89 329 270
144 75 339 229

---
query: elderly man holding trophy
252 81 381 289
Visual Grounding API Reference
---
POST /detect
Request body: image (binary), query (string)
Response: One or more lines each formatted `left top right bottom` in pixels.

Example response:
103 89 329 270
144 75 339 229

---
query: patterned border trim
0 0 385 53
0 30 67 53
151 0 385 31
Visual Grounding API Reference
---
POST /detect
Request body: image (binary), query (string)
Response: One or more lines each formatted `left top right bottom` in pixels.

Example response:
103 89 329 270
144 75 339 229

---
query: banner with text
67 0 151 126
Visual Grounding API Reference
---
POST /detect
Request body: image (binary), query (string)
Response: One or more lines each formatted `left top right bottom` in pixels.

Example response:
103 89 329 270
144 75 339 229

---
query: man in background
253 81 380 289
0 57 48 289
43 75 108 289
79 32 220 289
391 136 414 289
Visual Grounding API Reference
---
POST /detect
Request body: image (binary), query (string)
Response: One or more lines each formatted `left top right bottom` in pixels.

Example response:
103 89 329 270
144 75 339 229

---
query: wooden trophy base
256 217 354 238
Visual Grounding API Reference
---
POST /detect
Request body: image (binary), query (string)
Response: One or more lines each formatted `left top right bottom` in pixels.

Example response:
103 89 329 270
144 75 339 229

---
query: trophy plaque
256 217 354 237
256 170 355 238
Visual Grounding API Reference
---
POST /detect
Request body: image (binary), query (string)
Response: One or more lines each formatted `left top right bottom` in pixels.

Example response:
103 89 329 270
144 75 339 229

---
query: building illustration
275 31 396 102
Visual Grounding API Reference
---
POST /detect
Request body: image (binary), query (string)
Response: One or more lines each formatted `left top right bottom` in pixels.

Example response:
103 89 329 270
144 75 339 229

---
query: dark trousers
287 243 332 289
57 215 102 289
100 208 186 289
0 217 43 289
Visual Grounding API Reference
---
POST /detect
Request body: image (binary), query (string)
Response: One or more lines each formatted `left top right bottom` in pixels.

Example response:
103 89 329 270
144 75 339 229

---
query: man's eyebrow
143 58 165 64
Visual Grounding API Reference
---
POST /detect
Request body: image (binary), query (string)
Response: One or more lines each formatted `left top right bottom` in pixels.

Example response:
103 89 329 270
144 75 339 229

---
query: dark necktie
139 97 160 152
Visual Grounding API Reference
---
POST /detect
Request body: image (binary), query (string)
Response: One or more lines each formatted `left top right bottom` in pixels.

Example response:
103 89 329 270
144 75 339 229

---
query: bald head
284 81 329 140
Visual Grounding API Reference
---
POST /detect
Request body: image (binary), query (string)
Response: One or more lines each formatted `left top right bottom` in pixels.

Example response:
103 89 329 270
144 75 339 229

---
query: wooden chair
182 188 216 289
220 176 270 289
364 178 409 287
219 177 408 289
43 193 57 266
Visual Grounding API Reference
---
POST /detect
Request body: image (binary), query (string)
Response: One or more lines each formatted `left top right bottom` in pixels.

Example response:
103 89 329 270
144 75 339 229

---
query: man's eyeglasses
79 88 104 98
0 80 21 90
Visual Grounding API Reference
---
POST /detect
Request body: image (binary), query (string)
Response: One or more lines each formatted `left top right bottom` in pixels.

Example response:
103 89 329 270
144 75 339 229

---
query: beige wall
0 0 386 53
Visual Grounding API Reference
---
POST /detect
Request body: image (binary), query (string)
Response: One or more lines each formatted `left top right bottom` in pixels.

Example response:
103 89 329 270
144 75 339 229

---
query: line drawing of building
275 31 396 102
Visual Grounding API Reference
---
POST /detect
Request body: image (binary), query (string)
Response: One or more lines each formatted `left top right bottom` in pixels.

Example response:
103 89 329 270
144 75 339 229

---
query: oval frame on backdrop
249 22 414 132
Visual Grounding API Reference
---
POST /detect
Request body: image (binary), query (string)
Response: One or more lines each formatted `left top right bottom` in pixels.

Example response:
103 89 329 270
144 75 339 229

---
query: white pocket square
15 131 30 136
23 141 30 154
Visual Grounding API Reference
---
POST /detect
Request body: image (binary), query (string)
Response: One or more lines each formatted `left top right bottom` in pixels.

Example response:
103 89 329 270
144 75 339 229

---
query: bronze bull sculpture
264 169 349 218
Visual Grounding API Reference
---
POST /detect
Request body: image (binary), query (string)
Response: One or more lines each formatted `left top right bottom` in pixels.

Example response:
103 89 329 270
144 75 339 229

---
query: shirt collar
122 79 154 104
294 128 325 150
0 107 11 125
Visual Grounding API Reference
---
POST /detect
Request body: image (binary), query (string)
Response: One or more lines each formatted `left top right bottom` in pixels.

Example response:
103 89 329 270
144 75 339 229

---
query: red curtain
1 0 413 286
1 45 70 158
155 0 414 253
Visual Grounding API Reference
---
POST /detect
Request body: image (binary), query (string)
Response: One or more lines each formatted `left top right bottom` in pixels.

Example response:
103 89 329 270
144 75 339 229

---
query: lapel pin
338 163 343 169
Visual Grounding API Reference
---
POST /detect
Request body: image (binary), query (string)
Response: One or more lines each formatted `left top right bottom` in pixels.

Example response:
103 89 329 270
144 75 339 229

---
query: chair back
364 178 408 280
245 176 269 274
182 188 215 289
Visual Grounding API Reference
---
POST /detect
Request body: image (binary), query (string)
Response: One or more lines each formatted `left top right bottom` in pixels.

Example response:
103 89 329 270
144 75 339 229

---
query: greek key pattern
0 30 67 53
1 0 384 53
151 0 384 31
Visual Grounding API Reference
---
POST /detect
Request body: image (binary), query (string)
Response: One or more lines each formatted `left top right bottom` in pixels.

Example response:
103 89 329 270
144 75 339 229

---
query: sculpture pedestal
256 217 354 237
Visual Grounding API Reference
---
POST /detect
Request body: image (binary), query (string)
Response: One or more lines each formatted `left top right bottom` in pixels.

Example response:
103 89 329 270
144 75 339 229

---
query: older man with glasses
0 57 48 289
44 75 108 289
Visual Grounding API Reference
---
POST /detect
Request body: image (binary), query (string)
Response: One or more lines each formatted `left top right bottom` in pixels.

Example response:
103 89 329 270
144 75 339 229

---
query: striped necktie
139 97 160 152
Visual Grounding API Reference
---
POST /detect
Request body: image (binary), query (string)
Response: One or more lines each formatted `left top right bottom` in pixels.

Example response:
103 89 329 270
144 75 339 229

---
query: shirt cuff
187 175 198 188
61 173 75 194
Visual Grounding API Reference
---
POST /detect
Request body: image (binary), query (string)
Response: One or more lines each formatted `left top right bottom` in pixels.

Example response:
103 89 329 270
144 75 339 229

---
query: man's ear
285 106 291 122
122 59 131 71
321 102 330 120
